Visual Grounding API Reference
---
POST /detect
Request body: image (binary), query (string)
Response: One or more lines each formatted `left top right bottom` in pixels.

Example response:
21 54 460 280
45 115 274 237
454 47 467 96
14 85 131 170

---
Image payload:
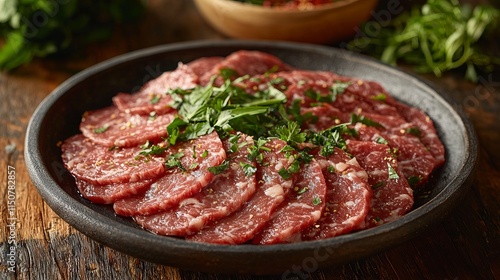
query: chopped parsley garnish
149 94 161 104
165 79 286 145
208 160 230 175
278 167 293 180
228 134 241 153
350 114 384 128
296 187 308 195
165 152 185 171
407 176 423 187
371 93 387 102
93 125 109 134
273 121 306 146
406 127 421 137
149 111 157 121
305 89 336 103
327 165 336 174
330 80 352 96
138 141 167 157
312 196 322 206
240 162 257 176
375 136 389 145
387 163 399 180
372 181 385 190
309 123 350 156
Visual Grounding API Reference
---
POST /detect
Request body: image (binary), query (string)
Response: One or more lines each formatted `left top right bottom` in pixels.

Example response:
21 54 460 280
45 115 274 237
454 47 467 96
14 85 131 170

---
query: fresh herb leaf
240 162 257 176
273 121 306 146
406 127 421 137
208 160 230 175
347 0 500 82
350 114 384 128
165 152 185 171
376 136 389 145
387 163 399 180
309 123 349 156
93 125 109 134
312 196 322 206
149 94 161 104
330 81 352 96
278 167 293 180
408 176 423 187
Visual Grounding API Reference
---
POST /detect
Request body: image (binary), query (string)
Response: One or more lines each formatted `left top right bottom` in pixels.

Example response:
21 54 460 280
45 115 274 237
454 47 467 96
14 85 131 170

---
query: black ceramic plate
25 40 477 275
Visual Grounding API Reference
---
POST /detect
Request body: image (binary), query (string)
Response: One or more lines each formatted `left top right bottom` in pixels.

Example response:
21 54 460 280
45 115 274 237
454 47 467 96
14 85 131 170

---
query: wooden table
1 1 499 279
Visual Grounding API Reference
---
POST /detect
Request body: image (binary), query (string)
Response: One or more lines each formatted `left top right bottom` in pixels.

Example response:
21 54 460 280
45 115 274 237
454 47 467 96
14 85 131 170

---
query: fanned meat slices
301 148 371 240
252 159 327 244
199 50 294 86
112 63 198 115
187 138 294 244
186 56 225 77
346 140 414 228
80 105 175 148
113 132 226 216
61 50 445 244
75 178 156 204
61 134 165 185
134 133 257 236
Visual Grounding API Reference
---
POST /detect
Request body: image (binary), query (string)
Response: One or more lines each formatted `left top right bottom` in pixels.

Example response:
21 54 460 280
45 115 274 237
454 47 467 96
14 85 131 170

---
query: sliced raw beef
394 103 446 166
61 134 165 185
300 103 348 132
284 80 395 118
301 148 371 240
352 124 437 187
134 133 257 236
252 159 327 244
112 63 198 115
346 140 414 228
187 138 294 244
186 56 224 77
75 178 155 204
80 105 175 148
113 132 226 216
348 111 438 185
199 50 294 86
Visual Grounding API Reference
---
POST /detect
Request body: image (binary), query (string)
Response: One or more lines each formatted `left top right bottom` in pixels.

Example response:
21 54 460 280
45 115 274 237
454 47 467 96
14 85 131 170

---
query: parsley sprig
166 74 287 145
346 0 500 82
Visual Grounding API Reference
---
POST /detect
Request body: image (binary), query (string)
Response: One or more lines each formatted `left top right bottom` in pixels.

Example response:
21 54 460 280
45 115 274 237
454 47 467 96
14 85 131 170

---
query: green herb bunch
347 0 500 82
0 0 145 70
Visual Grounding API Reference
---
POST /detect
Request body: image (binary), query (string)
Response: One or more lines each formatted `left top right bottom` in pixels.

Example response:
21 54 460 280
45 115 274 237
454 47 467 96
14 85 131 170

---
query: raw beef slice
347 140 414 228
134 133 257 236
80 105 175 148
113 132 226 216
61 134 165 185
301 148 371 240
252 159 327 244
187 138 294 244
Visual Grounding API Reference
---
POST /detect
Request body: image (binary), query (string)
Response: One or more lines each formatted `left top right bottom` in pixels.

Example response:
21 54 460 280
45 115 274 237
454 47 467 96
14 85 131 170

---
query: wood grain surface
1 0 499 279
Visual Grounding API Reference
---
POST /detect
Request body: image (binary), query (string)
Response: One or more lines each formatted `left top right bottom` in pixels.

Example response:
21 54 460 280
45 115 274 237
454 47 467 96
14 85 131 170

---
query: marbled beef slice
187 138 294 244
252 159 327 244
113 132 226 216
61 134 165 185
113 63 198 115
134 133 257 236
347 140 414 228
301 148 371 240
80 105 175 148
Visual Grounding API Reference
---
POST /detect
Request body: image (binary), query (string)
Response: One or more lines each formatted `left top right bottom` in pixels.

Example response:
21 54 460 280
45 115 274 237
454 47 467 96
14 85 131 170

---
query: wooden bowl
194 0 378 44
